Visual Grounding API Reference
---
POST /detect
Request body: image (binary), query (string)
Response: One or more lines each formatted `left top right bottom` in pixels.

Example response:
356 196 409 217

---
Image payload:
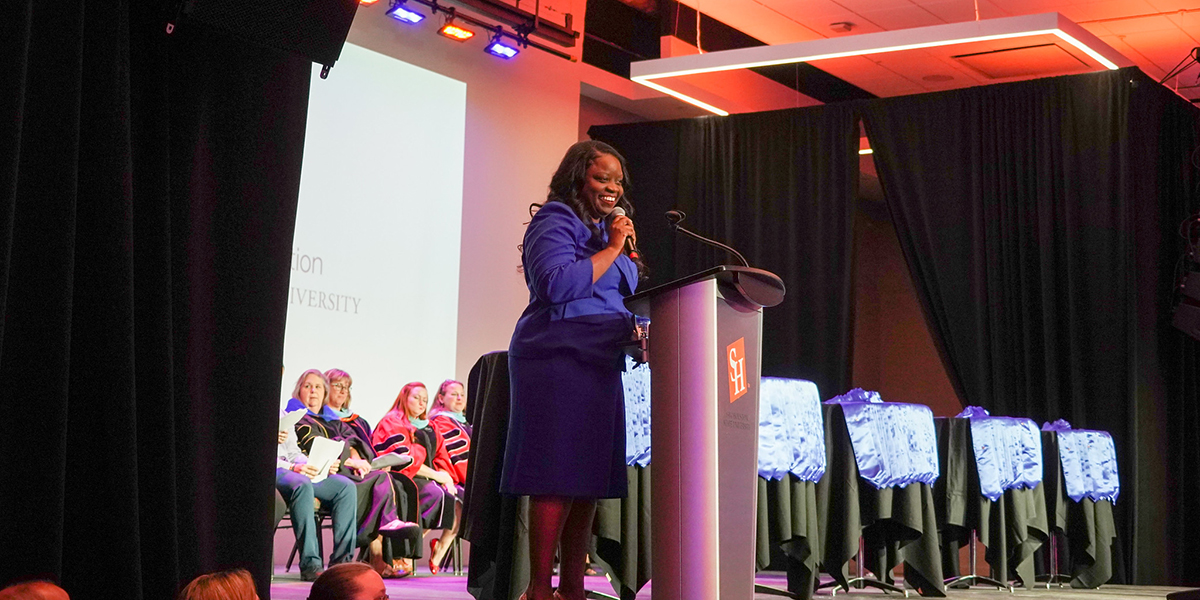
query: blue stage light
485 38 519 59
387 2 425 24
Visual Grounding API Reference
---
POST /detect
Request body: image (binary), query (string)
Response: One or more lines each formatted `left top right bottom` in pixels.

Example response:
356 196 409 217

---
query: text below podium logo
727 337 747 402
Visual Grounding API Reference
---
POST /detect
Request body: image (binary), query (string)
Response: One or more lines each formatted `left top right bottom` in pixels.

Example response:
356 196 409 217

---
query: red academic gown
429 411 472 485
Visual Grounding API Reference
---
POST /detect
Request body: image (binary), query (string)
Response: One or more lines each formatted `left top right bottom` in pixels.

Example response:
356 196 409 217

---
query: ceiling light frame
386 0 425 24
438 9 476 42
630 12 1133 116
484 27 521 59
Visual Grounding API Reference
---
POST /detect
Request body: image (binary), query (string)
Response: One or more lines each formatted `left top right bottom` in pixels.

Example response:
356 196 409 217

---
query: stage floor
268 567 1186 600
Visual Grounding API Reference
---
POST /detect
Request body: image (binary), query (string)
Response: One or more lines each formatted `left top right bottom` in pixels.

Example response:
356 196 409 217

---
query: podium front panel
648 277 763 600
716 293 762 600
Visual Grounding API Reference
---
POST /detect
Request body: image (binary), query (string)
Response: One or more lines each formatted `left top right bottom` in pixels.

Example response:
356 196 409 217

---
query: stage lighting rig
370 0 576 62
386 0 425 23
485 36 519 58
482 24 525 58
437 9 476 41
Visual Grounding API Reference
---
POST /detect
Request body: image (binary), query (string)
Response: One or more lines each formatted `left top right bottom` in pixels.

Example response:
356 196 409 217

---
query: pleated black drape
590 67 1198 584
862 68 1200 584
585 121 683 287
592 105 860 395
1 2 310 599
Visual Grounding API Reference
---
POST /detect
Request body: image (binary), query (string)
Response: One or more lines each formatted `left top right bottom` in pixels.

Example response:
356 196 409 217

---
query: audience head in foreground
0 581 69 600
308 563 386 600
176 569 257 600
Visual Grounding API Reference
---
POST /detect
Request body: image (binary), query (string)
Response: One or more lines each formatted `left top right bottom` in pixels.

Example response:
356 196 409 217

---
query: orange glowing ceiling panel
669 70 823 114
954 43 1090 79
811 32 1097 95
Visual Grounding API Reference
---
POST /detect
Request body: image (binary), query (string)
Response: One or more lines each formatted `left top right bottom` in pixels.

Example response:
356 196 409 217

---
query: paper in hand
371 453 414 470
307 437 345 484
279 408 306 432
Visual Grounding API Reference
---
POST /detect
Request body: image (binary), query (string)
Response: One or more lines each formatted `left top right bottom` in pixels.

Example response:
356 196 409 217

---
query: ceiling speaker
183 0 360 68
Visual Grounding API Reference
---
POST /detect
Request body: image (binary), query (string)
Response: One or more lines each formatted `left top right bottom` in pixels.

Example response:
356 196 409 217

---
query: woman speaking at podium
502 140 643 600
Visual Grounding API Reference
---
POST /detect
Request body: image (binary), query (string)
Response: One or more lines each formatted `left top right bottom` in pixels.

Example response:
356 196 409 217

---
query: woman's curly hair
537 140 647 279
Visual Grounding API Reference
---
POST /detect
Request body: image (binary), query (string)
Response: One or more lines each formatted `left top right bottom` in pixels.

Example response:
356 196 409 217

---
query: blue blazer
509 201 639 367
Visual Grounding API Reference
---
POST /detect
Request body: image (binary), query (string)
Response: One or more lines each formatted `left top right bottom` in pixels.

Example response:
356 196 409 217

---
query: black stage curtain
591 105 860 395
862 68 1200 584
591 68 1198 583
1 2 310 599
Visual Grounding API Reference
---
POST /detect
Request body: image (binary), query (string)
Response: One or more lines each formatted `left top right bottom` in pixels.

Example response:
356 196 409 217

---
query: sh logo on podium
727 337 747 403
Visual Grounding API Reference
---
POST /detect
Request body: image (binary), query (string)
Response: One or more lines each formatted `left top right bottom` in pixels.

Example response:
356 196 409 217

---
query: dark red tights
523 495 596 600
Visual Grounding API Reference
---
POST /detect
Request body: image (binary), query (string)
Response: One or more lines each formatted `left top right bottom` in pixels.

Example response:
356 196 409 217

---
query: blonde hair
291 369 331 407
177 569 256 600
433 379 465 410
324 368 353 409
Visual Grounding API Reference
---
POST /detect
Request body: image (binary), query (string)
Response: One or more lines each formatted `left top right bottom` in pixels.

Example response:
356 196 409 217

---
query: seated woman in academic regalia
426 379 472 569
287 369 418 577
324 368 374 446
371 381 463 575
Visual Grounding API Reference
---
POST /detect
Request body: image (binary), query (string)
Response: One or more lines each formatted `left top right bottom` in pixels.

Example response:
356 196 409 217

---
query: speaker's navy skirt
500 353 627 499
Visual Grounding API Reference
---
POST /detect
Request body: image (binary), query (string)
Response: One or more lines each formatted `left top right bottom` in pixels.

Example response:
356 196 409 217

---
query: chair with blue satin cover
1037 420 1119 588
941 406 1048 591
753 378 826 600
816 389 945 597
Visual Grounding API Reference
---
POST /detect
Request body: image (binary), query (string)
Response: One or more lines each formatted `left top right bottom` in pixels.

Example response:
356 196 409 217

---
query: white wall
344 6 590 385
283 44 467 422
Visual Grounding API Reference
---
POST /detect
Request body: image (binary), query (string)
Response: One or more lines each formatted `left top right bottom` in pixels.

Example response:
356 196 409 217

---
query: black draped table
462 351 528 600
1038 430 1117 588
756 476 821 599
816 404 946 597
464 351 824 600
464 389 946 599
933 417 1049 588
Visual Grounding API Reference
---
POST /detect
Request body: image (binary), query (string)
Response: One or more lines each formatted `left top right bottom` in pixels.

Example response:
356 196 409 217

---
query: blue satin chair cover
622 355 652 467
828 388 883 404
757 377 826 482
956 406 1043 501
826 392 939 489
1043 420 1120 503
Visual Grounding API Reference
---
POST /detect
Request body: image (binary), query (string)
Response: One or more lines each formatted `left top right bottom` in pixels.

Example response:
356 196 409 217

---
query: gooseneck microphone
611 207 639 259
664 210 750 267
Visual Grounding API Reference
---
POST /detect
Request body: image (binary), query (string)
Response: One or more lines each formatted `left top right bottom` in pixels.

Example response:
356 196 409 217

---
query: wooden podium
625 266 785 600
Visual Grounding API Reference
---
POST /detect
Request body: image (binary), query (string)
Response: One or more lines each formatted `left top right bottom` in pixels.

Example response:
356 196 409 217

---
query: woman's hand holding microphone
607 207 637 256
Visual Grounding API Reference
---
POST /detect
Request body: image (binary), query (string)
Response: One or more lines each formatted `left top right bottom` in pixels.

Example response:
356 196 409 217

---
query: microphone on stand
611 207 639 259
663 210 749 267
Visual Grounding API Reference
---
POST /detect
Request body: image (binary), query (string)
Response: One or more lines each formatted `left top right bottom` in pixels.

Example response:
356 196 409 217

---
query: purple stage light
485 39 519 59
387 3 425 24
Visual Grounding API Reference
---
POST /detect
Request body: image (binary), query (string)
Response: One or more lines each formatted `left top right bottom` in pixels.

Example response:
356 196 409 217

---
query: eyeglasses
332 383 352 391
373 594 389 600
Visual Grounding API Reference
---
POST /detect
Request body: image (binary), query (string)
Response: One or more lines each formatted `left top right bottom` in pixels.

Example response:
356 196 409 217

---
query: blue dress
501 201 639 498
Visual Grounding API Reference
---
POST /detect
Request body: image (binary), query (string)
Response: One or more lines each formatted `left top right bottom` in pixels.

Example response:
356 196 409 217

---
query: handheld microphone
611 207 639 259
663 209 749 267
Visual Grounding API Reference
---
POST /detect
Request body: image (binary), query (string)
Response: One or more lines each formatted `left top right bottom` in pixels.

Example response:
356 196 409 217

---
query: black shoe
378 519 421 538
301 569 324 582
